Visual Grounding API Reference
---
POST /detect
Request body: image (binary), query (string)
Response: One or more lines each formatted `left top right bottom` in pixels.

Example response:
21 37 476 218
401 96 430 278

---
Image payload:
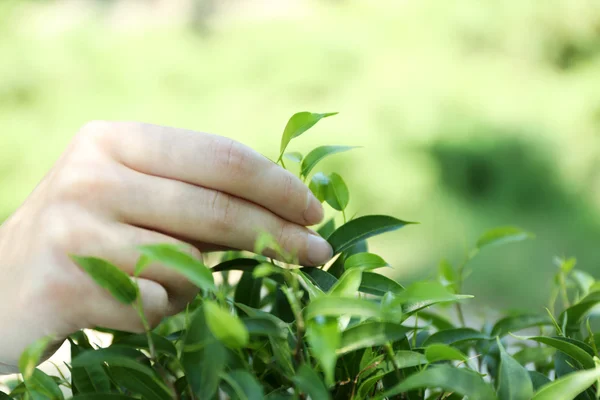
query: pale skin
0 121 333 374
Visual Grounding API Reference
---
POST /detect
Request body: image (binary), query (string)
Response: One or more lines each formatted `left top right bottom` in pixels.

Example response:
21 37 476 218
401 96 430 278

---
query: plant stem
559 272 570 309
341 209 347 224
385 344 401 382
133 283 157 361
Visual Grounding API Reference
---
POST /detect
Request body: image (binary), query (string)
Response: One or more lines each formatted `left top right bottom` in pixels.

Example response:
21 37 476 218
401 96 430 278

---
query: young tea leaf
283 151 303 163
327 215 415 254
306 318 340 386
19 336 55 380
390 281 473 313
279 112 338 159
337 322 410 355
476 226 534 251
309 172 330 203
344 252 389 271
25 369 64 400
325 172 349 211
424 343 468 363
204 301 249 349
491 313 553 337
359 272 404 296
531 367 600 400
300 145 358 178
329 268 362 297
305 297 381 320
513 335 595 369
71 256 137 305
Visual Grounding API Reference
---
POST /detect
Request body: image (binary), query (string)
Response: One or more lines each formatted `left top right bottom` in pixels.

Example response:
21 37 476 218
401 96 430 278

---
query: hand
0 121 332 373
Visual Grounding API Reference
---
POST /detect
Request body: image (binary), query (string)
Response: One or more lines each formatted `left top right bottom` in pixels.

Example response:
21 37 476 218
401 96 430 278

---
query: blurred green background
2 0 600 314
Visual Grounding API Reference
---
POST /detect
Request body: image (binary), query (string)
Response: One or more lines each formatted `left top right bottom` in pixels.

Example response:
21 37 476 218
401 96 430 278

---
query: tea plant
4 112 600 400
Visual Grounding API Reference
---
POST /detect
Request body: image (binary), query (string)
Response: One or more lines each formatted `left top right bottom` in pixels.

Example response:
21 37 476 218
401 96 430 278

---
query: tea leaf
298 271 325 299
305 297 381 320
317 218 336 239
559 291 600 333
309 172 330 203
112 333 177 357
110 366 172 400
425 343 467 363
337 322 410 355
329 268 362 296
292 364 332 400
423 328 489 346
327 215 415 254
138 244 215 292
418 311 455 330
279 111 338 158
212 258 262 273
71 348 155 378
513 347 556 366
235 271 263 308
375 365 497 400
513 335 595 369
71 256 137 305
324 172 349 211
531 367 600 400
390 281 473 313
71 395 138 400
438 259 457 283
302 267 338 292
359 272 404 296
307 318 340 386
283 152 303 163
300 145 357 178
476 227 534 250
25 369 64 400
497 339 534 400
491 313 553 337
221 370 264 400
19 336 55 380
69 339 111 394
182 307 228 399
242 316 288 339
344 252 389 271
204 301 249 349
528 371 552 391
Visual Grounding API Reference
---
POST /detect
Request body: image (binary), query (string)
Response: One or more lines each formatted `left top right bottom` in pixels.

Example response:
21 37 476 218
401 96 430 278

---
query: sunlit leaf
327 215 415 254
329 268 362 296
390 281 473 313
497 339 533 400
307 318 340 386
559 291 600 334
25 369 64 400
476 227 534 250
204 301 249 349
344 252 389 271
138 244 214 292
531 367 600 400
283 152 303 163
309 172 330 203
301 145 357 178
71 256 137 305
423 328 489 347
513 335 595 369
324 172 349 211
292 364 332 400
279 111 338 158
305 296 381 320
19 336 55 380
337 322 410 355
375 365 497 400
317 218 336 239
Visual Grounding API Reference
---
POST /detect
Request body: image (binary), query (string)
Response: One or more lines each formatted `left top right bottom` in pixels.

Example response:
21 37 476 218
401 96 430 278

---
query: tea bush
3 112 600 400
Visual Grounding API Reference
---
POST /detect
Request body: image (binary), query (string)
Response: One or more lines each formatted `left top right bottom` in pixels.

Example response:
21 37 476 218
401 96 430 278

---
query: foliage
4 112 600 399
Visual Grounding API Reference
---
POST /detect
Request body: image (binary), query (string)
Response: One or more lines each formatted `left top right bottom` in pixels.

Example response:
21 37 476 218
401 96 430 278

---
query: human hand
0 121 332 373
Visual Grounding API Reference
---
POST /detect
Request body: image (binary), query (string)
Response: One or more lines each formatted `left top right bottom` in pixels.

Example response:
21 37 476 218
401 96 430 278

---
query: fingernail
307 233 333 266
304 191 324 225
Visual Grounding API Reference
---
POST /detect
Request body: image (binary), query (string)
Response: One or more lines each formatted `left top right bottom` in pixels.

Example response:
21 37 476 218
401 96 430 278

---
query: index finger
96 121 324 226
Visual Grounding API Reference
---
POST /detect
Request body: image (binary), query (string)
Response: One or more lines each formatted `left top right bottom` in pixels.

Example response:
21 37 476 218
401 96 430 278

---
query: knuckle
214 139 250 179
209 191 236 233
280 173 296 204
76 120 112 145
54 166 115 204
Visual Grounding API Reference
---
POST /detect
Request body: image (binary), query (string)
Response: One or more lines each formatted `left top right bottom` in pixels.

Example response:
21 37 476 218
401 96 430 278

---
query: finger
80 277 169 333
113 170 333 266
101 121 324 226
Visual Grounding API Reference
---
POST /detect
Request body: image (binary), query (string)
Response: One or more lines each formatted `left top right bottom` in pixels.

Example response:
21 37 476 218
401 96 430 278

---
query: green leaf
298 271 325 299
560 291 600 333
424 343 467 363
512 347 556 366
204 300 249 349
25 369 64 400
71 396 138 400
338 322 410 355
138 244 214 292
110 366 172 400
390 281 473 313
513 335 595 369
528 371 552 391
300 145 357 178
302 267 338 292
242 316 287 339
69 339 111 394
112 333 177 357
329 268 362 296
356 351 428 398
212 258 261 273
344 252 389 271
491 313 553 337
531 367 600 400
71 347 156 378
418 311 455 330
221 370 265 400
182 307 228 399
422 328 489 346
307 318 340 386
309 172 330 203
0 393 11 400
292 364 332 400
283 151 303 163
375 365 497 400
19 336 54 380
497 339 534 400
279 111 338 158
327 215 415 254
476 226 534 250
324 172 349 211
71 256 137 305
359 272 404 296
305 296 381 320
438 259 457 283
317 218 336 239
235 271 263 308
